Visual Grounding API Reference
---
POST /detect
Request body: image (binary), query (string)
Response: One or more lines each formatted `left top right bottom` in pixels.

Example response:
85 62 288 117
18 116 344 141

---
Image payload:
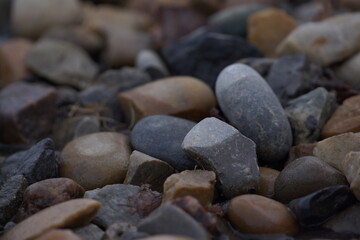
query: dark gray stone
0 175 27 225
119 232 149 240
0 138 59 184
238 57 275 77
131 115 197 171
274 156 348 203
289 185 356 227
138 204 208 240
215 63 292 163
162 29 262 88
182 117 259 199
324 203 360 235
74 224 104 240
135 49 169 80
56 87 78 107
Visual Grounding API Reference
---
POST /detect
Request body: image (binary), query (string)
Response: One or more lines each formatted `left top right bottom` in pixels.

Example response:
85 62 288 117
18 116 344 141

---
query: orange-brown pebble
258 167 280 198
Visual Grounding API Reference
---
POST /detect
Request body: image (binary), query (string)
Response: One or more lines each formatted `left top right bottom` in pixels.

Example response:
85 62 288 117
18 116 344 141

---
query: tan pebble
258 167 280 198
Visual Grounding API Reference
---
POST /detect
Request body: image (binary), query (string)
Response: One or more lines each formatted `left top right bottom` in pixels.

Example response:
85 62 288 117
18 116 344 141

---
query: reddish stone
286 143 317 166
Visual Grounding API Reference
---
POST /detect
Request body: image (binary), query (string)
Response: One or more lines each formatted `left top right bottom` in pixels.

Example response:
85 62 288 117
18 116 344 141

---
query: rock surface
341 151 360 200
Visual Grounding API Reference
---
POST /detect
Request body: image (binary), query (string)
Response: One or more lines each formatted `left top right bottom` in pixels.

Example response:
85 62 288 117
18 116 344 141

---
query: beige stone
342 152 360 200
34 229 83 240
248 9 297 57
60 132 131 190
162 170 216 207
258 167 280 198
2 199 100 240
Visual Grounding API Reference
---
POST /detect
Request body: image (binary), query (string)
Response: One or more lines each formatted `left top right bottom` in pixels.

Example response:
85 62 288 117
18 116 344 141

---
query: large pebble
341 151 360 200
1 199 100 240
274 156 348 203
215 63 292 162
228 194 299 236
0 83 56 144
60 132 131 190
182 117 259 198
323 203 360 235
131 115 196 171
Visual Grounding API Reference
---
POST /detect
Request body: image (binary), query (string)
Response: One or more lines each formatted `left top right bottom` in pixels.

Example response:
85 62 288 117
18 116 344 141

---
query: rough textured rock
276 13 360 66
162 170 216 207
321 95 360 138
131 115 196 171
119 76 217 125
228 194 299 236
0 82 57 144
124 150 175 192
324 203 360 235
285 87 336 144
247 8 297 56
182 117 259 198
313 132 360 171
258 167 280 198
0 175 27 225
1 199 101 240
11 0 82 39
274 156 348 203
341 151 360 200
60 132 131 190
74 224 104 240
1 138 59 184
215 63 292 162
138 204 208 240
16 178 85 222
135 49 169 80
34 229 83 240
25 39 98 89
289 185 356 227
163 29 262 88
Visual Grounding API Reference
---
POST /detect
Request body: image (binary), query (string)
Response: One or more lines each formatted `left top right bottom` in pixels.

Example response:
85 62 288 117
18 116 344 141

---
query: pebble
182 117 259 198
56 87 78 107
1 199 101 240
119 76 217 125
60 132 131 190
102 222 138 240
140 235 197 240
289 185 356 227
162 170 216 207
238 57 275 77
336 52 360 90
215 63 292 162
25 39 98 89
321 95 360 138
0 38 31 87
0 175 27 225
135 49 169 80
341 151 360 200
162 30 262 88
285 87 336 144
124 150 175 192
138 204 208 240
274 156 348 203
247 8 297 57
276 13 360 66
313 132 360 171
11 0 82 39
286 142 316 166
34 229 83 240
323 203 360 235
74 224 104 240
227 194 299 236
258 167 280 198
131 115 196 171
16 178 85 222
1 138 59 185
0 83 57 144
97 67 151 89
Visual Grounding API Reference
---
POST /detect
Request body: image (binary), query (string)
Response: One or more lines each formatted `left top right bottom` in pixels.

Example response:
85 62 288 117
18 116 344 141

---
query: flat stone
0 38 32 87
321 95 360 138
1 138 59 185
228 194 299 236
313 132 360 171
286 142 316 166
138 204 208 240
1 199 101 240
247 8 297 57
285 87 336 144
274 156 348 203
276 13 360 66
60 132 131 190
341 152 360 200
238 57 275 77
0 82 57 144
258 167 279 199
323 203 360 235
119 76 216 125
11 0 82 39
215 63 292 162
0 175 27 225
135 49 169 80
124 150 175 192
131 115 196 171
162 170 216 207
16 178 85 222
34 229 83 240
163 29 262 88
25 39 98 89
289 185 356 227
74 224 104 240
182 117 259 198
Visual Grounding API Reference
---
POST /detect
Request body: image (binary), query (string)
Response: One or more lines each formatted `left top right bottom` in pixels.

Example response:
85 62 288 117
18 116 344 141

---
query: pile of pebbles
2 0 360 239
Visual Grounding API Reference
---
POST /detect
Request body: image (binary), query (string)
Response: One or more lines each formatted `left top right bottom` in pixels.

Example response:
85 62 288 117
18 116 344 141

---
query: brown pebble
286 143 317 166
258 167 280 199
342 151 360 200
34 229 83 240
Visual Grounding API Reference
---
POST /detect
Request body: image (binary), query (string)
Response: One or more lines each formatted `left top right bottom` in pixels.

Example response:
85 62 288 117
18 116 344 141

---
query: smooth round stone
215 63 292 162
258 167 280 198
60 132 131 190
228 194 299 236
